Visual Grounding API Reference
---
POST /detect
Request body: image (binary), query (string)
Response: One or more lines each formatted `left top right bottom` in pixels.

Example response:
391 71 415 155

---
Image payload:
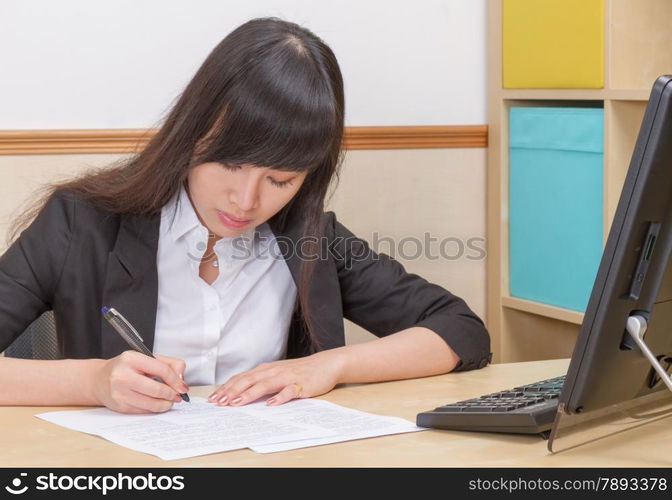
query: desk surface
1 358 671 467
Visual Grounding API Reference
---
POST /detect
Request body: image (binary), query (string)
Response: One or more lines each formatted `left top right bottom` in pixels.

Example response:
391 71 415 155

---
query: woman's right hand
91 351 189 414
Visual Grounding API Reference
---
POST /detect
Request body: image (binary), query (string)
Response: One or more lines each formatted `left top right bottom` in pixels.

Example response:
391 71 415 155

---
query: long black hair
10 17 345 347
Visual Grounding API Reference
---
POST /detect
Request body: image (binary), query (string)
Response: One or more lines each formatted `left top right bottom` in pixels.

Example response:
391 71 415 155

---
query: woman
0 18 491 414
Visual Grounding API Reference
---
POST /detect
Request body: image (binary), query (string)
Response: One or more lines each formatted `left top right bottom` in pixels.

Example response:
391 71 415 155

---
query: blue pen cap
101 306 109 313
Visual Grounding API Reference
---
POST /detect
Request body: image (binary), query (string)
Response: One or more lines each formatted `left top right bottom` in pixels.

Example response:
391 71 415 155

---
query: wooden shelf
608 0 672 90
487 0 668 363
502 89 606 100
501 89 650 101
607 89 651 101
501 297 584 325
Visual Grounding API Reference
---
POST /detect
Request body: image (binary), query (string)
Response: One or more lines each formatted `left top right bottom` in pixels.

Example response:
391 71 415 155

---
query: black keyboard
416 375 566 437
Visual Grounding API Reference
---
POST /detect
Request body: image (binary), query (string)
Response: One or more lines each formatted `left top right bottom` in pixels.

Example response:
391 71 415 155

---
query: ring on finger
292 382 303 398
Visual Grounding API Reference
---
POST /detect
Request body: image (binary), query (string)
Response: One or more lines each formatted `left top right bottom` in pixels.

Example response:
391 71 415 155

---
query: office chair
3 310 58 360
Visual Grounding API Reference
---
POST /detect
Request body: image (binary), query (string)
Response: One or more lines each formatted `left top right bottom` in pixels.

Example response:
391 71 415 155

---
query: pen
101 306 190 402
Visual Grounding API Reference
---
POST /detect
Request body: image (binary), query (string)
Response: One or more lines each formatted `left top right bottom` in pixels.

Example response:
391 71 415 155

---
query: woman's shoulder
42 188 123 234
49 187 104 208
321 210 356 240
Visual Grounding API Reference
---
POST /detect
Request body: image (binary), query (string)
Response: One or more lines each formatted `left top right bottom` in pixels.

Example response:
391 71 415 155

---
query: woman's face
186 162 308 237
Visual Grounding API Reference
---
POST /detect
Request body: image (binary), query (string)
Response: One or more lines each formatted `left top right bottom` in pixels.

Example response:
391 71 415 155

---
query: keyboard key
432 407 464 413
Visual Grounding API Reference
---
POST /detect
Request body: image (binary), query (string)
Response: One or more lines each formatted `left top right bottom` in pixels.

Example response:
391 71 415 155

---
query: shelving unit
487 0 672 362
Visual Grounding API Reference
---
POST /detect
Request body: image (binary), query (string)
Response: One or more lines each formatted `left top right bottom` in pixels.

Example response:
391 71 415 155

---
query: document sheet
35 397 424 460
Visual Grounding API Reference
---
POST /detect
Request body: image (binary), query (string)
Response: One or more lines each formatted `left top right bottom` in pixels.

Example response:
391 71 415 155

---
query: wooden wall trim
344 125 488 149
0 125 487 155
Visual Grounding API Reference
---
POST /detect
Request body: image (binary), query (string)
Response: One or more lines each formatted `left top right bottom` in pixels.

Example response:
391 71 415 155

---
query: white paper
35 397 424 459
248 399 426 453
35 397 334 460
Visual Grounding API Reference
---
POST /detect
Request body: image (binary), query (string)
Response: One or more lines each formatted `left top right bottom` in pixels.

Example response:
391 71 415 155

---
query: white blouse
152 185 297 385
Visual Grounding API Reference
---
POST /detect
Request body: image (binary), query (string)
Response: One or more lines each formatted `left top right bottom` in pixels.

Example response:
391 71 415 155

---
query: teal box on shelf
509 107 604 312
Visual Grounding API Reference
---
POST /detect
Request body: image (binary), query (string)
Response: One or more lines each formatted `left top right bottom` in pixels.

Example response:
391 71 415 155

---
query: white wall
0 0 486 128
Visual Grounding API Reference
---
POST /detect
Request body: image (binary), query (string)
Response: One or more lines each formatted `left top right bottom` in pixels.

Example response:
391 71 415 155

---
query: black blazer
0 189 491 371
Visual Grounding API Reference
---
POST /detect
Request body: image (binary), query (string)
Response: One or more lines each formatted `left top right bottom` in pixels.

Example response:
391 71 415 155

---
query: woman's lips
218 210 252 228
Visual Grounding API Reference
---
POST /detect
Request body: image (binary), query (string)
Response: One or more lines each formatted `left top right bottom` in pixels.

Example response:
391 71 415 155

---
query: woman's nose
233 173 260 212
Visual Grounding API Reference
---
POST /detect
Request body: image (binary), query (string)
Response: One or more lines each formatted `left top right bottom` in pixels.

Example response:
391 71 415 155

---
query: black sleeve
327 211 492 372
0 191 74 351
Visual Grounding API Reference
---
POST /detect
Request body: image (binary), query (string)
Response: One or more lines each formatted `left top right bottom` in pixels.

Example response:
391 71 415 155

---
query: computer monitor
557 75 672 417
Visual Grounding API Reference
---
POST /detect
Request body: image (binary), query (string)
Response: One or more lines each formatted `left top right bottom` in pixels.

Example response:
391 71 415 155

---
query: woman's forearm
319 326 461 385
0 357 105 406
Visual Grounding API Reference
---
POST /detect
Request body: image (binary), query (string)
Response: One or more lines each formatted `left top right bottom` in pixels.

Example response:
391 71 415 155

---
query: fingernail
174 394 182 402
179 373 184 380
267 397 277 406
182 385 189 393
218 395 228 405
208 393 217 401
231 397 242 405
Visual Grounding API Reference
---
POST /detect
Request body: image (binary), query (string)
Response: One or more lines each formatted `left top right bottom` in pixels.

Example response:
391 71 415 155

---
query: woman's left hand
207 352 344 407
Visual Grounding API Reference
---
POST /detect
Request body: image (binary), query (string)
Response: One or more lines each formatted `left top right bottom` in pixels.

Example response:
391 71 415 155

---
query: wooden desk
1 359 670 467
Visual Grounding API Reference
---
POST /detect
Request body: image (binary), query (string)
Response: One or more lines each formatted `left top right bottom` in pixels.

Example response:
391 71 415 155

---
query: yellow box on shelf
503 0 604 88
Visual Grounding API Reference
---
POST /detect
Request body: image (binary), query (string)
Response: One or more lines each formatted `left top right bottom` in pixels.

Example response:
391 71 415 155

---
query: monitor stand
626 315 672 394
547 314 672 453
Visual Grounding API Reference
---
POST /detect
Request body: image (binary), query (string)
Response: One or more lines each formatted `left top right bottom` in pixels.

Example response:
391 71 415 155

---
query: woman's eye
269 178 293 188
220 163 292 187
